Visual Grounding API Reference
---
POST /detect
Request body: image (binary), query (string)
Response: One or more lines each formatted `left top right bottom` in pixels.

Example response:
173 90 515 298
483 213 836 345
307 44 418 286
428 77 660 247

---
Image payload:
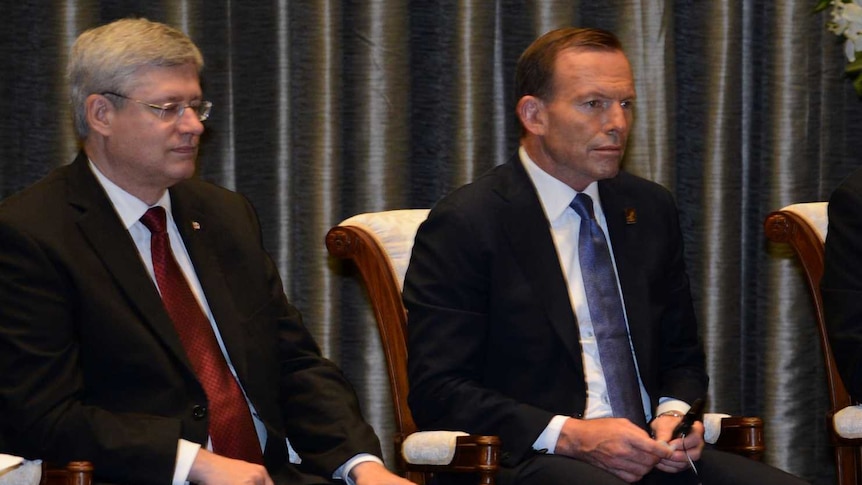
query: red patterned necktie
140 206 264 464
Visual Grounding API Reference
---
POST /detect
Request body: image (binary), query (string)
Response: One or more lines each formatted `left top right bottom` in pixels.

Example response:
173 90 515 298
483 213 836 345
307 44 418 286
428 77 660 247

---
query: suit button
192 405 207 420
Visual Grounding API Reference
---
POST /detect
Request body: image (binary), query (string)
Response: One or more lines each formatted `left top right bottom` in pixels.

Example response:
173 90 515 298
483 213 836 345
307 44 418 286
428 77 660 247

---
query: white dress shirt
88 161 377 484
516 148 688 453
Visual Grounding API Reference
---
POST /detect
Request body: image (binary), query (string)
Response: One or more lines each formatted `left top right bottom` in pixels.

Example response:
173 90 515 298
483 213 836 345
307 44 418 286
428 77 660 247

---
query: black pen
670 398 705 440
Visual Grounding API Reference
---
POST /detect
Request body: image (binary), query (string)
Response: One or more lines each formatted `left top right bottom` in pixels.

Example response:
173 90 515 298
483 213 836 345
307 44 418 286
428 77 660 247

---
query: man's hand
188 449 274 485
350 461 416 484
554 417 673 483
650 414 705 473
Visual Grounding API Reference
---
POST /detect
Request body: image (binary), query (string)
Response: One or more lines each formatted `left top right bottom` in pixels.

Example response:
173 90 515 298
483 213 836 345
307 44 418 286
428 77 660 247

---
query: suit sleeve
823 177 862 401
0 221 181 484
645 189 707 403
404 200 555 464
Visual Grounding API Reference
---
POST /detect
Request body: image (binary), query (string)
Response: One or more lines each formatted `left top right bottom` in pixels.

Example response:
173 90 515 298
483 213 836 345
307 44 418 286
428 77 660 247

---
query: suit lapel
497 159 584 366
598 179 650 369
66 154 193 371
170 187 251 380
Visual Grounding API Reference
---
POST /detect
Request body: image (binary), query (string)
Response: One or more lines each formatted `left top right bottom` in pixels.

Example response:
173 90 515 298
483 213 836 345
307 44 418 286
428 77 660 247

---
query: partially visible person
403 26 809 485
0 17 413 485
823 168 862 401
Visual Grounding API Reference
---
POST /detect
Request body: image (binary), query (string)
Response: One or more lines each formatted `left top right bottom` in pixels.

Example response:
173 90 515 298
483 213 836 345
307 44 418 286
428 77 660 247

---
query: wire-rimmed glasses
101 92 212 122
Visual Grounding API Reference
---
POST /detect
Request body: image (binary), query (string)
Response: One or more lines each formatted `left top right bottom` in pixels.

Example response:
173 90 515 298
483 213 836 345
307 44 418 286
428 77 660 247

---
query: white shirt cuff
333 453 384 485
532 415 569 454
656 398 691 419
173 439 201 485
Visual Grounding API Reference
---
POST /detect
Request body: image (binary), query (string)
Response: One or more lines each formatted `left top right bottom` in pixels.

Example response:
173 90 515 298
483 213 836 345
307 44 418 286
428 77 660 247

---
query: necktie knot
570 193 595 222
141 206 167 234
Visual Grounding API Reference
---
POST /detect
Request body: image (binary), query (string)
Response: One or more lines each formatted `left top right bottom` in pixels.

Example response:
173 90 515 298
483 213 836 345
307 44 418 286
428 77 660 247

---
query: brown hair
515 27 623 102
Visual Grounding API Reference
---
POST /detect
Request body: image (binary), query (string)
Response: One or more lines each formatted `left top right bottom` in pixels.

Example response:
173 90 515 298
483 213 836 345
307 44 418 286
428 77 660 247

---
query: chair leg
834 445 861 485
405 470 426 485
65 462 93 485
477 470 495 485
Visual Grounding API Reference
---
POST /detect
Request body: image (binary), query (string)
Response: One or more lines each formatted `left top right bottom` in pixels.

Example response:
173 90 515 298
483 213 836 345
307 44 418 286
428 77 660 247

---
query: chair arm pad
703 412 731 444
833 405 862 438
401 431 469 465
0 455 41 485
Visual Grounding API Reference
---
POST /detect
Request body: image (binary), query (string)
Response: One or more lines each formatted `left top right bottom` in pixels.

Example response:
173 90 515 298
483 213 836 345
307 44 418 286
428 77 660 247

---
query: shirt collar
518 146 601 223
88 160 172 229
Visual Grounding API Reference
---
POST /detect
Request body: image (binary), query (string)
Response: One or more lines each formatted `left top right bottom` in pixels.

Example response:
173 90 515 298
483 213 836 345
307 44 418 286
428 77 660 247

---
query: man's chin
597 164 621 181
167 159 199 183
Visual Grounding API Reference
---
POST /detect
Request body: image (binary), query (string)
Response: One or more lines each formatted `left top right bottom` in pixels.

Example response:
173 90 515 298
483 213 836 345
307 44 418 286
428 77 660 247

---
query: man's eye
160 103 181 113
586 100 601 108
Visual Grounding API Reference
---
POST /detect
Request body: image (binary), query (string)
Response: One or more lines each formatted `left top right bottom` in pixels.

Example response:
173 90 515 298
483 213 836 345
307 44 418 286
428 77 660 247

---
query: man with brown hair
404 27 807 485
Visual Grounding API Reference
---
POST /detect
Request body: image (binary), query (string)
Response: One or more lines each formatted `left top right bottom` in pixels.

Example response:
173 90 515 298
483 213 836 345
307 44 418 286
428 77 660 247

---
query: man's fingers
632 436 675 458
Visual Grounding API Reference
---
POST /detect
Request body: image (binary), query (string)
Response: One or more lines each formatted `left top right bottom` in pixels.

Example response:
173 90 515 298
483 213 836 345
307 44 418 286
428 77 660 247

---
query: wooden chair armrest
396 434 501 485
713 416 764 461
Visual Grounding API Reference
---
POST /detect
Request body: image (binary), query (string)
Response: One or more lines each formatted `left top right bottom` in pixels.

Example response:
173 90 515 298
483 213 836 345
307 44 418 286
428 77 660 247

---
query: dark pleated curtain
2 1 860 483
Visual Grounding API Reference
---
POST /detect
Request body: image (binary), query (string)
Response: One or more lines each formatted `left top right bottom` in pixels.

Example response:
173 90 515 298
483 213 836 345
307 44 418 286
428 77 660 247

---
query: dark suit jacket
404 155 707 466
0 153 381 485
823 167 862 401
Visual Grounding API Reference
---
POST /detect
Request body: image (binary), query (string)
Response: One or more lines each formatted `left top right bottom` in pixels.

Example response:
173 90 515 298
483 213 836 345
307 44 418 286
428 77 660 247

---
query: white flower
830 0 862 61
822 0 862 95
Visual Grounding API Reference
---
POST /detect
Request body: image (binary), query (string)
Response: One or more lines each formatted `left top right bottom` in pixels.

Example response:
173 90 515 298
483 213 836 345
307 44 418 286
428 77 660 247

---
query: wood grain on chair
327 217 500 485
41 461 93 485
765 204 862 485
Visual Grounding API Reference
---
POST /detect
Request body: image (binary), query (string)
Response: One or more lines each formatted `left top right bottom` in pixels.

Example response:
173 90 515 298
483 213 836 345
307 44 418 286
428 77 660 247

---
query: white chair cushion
703 413 730 444
339 209 430 289
0 455 41 485
782 202 828 242
833 404 862 438
402 430 468 465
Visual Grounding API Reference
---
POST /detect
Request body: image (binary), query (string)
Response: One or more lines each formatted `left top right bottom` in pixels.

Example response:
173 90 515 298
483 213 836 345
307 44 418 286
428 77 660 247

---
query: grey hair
67 17 204 139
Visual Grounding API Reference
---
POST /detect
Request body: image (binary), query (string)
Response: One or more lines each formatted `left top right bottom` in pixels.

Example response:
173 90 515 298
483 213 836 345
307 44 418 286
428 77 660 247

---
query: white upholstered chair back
336 209 430 290
780 202 828 242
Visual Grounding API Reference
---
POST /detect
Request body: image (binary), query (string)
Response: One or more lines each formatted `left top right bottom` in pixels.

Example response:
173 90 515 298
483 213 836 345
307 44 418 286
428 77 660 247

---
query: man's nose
177 107 205 134
604 103 629 134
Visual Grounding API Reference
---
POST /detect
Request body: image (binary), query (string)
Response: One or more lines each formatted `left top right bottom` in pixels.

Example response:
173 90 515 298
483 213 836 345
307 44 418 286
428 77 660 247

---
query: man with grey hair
0 17 412 485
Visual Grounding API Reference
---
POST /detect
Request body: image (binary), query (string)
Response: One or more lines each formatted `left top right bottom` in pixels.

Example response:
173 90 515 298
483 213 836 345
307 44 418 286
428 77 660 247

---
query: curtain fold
698 0 745 416
2 1 860 482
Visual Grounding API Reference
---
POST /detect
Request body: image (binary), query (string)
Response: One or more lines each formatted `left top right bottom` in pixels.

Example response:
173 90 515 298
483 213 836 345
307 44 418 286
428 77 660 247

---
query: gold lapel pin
624 208 637 225
191 221 201 230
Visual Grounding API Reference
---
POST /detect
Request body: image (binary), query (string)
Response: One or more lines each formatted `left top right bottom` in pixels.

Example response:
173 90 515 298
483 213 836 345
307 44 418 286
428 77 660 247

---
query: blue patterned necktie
570 193 647 429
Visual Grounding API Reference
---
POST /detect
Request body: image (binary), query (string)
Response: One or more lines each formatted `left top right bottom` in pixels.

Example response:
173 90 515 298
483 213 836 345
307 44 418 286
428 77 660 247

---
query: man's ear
85 94 114 136
516 95 546 136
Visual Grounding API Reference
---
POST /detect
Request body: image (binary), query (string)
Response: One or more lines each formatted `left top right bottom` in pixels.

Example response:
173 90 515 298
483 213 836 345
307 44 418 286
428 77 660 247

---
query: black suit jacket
404 155 707 466
0 153 381 484
823 167 862 401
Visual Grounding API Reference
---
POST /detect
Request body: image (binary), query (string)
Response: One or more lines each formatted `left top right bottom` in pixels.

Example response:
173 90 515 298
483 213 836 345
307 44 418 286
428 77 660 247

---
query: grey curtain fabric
1 2 859 483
